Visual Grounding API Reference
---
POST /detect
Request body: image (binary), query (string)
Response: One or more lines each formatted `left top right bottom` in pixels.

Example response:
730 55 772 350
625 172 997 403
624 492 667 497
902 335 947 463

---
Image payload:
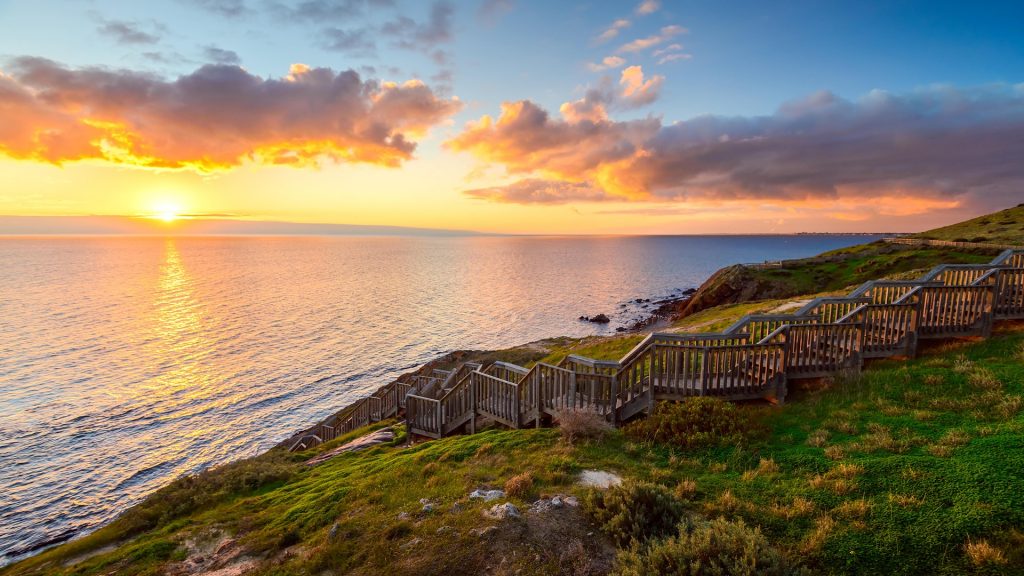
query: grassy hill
914 204 1024 245
6 320 1023 575
677 205 1024 319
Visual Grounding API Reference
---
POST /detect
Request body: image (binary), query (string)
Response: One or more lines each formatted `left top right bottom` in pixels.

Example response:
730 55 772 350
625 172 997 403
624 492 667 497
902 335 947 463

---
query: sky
0 0 1022 234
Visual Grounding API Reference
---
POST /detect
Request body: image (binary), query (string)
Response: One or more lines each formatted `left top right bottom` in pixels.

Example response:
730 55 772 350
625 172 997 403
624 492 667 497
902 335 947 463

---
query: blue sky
3 0 1020 118
0 0 1022 233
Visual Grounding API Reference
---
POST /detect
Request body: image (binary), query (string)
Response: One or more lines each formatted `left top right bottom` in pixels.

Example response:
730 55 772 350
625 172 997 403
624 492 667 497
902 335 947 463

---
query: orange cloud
446 85 1024 215
619 65 663 107
445 99 658 182
0 58 461 171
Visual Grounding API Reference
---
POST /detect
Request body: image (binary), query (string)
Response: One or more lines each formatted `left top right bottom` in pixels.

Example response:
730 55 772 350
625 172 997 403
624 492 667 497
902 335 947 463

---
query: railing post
512 379 521 428
982 279 995 338
469 373 477 434
609 373 619 426
699 348 709 396
533 371 541 429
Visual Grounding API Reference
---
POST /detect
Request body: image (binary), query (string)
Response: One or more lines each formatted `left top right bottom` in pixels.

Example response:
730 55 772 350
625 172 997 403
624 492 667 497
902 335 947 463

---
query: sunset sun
151 201 183 223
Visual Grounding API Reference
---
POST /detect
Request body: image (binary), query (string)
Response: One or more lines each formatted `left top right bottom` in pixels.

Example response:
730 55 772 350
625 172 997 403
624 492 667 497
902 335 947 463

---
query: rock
683 288 697 295
484 502 520 520
449 502 464 514
615 327 627 332
578 470 623 489
328 523 340 541
421 503 435 513
436 526 457 536
529 494 580 513
400 537 422 550
587 314 611 324
469 489 505 501
470 526 498 538
397 512 411 521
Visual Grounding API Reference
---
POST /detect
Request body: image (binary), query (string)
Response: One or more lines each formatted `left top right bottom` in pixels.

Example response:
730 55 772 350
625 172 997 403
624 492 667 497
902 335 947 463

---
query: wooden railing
289 249 1024 449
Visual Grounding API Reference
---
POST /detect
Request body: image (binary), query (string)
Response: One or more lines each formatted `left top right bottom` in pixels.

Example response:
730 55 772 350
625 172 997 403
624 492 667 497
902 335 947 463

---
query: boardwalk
290 249 1024 449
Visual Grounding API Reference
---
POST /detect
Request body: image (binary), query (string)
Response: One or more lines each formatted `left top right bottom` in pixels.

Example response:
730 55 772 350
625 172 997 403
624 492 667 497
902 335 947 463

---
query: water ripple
0 234 880 564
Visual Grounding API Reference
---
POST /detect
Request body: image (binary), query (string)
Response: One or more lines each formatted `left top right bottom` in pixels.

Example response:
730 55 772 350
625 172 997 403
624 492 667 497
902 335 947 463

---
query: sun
151 201 183 223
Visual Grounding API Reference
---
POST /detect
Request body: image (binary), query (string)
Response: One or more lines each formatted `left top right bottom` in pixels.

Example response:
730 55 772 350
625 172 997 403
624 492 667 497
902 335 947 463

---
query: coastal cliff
6 206 1024 576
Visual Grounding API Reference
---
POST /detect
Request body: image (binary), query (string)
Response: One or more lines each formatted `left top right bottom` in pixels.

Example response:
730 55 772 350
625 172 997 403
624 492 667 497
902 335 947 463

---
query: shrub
614 517 797 576
624 398 758 450
964 539 1007 567
556 408 614 444
585 481 685 547
504 472 534 498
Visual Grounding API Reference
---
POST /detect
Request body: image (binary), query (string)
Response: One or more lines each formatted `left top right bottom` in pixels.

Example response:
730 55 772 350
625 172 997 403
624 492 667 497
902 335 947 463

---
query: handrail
291 247 1024 449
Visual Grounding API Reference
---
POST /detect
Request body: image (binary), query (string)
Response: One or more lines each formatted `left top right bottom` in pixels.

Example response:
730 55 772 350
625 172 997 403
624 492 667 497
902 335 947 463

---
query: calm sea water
0 234 881 563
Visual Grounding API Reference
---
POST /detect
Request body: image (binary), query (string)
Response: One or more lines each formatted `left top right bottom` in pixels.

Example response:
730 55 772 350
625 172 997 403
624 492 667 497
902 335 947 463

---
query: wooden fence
291 249 1024 448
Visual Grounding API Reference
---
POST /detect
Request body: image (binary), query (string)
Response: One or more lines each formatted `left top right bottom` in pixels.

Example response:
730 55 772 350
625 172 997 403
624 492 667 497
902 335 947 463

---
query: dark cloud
269 0 395 22
0 57 461 171
202 46 241 64
477 0 514 25
381 1 454 50
184 0 250 18
98 20 161 45
464 179 608 204
321 27 376 56
447 85 1024 213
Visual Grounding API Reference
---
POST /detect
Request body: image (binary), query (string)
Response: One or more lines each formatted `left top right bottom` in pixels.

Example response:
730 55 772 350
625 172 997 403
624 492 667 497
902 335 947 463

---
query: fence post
469 373 477 434
609 372 619 426
513 380 521 429
533 371 541 429
699 348 709 396
982 280 995 338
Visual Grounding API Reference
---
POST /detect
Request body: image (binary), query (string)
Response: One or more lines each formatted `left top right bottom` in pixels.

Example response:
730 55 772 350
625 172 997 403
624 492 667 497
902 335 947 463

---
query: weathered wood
304 249 1024 447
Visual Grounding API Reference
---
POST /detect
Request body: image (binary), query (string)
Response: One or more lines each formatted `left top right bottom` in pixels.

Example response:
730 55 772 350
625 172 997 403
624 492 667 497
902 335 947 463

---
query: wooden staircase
290 249 1024 449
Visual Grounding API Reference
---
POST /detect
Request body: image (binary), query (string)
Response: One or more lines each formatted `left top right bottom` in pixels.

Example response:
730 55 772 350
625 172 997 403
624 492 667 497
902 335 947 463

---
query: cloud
446 99 659 184
617 24 687 53
446 84 1024 213
268 0 396 22
321 27 377 56
658 53 692 65
202 46 241 64
618 65 663 107
98 20 161 45
652 43 692 64
464 178 608 204
595 19 630 43
184 0 249 18
381 1 454 50
0 57 461 171
635 0 660 15
477 0 514 24
586 55 626 72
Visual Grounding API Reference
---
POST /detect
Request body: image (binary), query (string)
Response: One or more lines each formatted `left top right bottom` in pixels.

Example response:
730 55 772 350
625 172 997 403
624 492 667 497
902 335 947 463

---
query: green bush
615 517 799 576
585 481 685 547
624 398 757 449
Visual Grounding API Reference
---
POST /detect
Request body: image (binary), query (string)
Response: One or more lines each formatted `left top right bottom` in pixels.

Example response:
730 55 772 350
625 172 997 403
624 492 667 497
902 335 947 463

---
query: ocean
0 234 881 563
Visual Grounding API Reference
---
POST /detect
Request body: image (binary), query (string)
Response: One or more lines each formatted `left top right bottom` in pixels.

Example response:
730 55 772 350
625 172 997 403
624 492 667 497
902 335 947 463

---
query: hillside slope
5 316 1024 575
677 205 1024 319
913 204 1024 245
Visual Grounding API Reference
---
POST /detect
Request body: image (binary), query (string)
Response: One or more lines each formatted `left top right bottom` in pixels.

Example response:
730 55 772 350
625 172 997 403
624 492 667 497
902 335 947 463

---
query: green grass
914 204 1024 245
8 326 1024 576
751 242 997 296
